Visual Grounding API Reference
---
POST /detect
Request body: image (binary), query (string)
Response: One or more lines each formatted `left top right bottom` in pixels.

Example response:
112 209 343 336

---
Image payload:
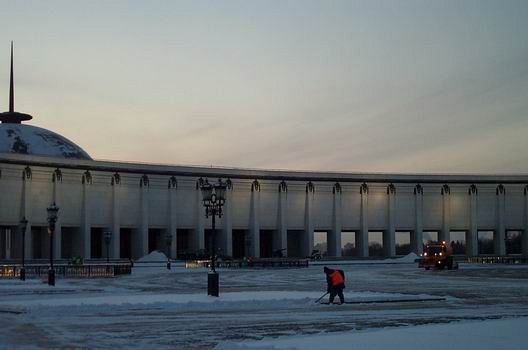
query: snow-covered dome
0 123 92 160
0 43 92 160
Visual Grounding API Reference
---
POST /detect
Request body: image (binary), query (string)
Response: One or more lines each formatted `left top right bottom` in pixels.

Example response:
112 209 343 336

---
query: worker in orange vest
324 266 345 304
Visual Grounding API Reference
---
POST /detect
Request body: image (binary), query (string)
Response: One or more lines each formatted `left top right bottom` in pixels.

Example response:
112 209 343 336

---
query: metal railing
466 256 528 264
186 258 309 269
0 263 132 279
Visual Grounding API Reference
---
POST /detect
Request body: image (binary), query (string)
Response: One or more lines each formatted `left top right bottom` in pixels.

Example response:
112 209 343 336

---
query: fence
186 258 309 269
0 264 132 279
466 256 528 264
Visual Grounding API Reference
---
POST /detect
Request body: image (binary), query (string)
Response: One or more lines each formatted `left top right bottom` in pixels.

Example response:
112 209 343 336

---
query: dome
0 43 91 161
0 123 92 160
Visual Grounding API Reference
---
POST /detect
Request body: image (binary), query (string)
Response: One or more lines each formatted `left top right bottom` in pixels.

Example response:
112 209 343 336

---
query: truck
418 241 458 270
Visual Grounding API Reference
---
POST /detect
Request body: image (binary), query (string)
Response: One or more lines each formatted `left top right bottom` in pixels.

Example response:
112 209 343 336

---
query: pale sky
1 0 527 173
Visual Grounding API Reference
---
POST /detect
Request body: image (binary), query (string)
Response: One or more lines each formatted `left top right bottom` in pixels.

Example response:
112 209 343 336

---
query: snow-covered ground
216 317 528 350
1 259 528 349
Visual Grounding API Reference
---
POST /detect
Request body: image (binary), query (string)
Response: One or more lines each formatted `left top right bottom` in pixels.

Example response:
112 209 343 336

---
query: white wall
341 184 361 230
394 185 414 230
450 186 470 229
368 185 387 231
312 184 333 230
422 186 442 229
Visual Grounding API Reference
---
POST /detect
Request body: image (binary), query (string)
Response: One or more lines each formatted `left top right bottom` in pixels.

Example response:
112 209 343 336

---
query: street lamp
165 231 173 270
19 217 28 281
104 231 112 265
200 178 227 297
46 202 59 286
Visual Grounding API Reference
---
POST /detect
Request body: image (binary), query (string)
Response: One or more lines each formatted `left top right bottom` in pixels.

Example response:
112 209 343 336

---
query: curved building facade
1 153 528 261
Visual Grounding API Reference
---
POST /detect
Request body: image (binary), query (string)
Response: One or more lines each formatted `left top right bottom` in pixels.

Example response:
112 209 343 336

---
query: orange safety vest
329 270 344 286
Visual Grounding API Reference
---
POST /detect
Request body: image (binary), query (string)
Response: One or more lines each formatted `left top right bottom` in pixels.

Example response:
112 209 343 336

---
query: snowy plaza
1 2 528 349
1 256 528 349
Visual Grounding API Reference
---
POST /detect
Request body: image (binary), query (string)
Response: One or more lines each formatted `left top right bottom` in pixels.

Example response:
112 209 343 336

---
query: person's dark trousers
329 287 345 304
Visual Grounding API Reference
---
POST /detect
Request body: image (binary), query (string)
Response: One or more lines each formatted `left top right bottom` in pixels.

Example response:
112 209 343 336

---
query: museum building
1 47 528 262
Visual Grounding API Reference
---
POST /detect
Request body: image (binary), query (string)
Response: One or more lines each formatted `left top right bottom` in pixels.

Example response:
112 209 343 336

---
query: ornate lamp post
165 231 173 270
200 178 227 297
104 231 112 264
19 217 28 281
46 203 59 286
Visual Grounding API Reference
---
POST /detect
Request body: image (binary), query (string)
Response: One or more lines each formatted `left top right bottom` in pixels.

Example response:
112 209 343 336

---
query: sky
1 0 527 173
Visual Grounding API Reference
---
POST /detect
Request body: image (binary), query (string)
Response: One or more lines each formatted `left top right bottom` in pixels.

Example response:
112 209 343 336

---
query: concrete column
138 175 149 258
4 228 11 259
111 173 121 259
440 185 451 243
81 171 92 259
52 169 62 260
194 179 205 251
328 183 342 257
248 180 261 258
467 185 478 256
167 176 178 259
411 184 423 255
274 181 288 256
21 167 33 259
221 179 233 257
523 186 528 256
384 184 396 257
495 185 506 256
303 182 315 257
358 183 369 257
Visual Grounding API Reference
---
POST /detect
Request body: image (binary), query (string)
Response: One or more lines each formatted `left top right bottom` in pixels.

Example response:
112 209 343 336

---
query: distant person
324 266 345 304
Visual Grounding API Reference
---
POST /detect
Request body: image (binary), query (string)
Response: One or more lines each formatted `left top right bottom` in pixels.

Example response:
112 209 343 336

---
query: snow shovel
314 292 329 304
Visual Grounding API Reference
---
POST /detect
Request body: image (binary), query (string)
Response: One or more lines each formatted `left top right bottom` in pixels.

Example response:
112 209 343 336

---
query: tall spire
0 41 33 123
9 41 14 113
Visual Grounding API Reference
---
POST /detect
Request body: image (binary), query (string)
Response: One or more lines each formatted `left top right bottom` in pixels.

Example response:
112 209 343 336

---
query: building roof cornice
1 153 528 184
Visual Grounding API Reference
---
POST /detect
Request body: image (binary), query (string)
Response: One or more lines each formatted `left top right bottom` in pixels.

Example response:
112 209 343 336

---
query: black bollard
208 271 219 297
48 268 55 286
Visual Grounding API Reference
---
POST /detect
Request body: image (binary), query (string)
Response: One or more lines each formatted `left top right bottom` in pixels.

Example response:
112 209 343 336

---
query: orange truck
418 241 459 270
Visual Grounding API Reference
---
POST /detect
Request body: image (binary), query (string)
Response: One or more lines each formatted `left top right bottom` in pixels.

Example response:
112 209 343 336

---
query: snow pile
1 291 323 308
216 317 528 350
136 250 168 263
0 290 434 310
0 279 75 290
390 252 419 263
311 252 419 266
